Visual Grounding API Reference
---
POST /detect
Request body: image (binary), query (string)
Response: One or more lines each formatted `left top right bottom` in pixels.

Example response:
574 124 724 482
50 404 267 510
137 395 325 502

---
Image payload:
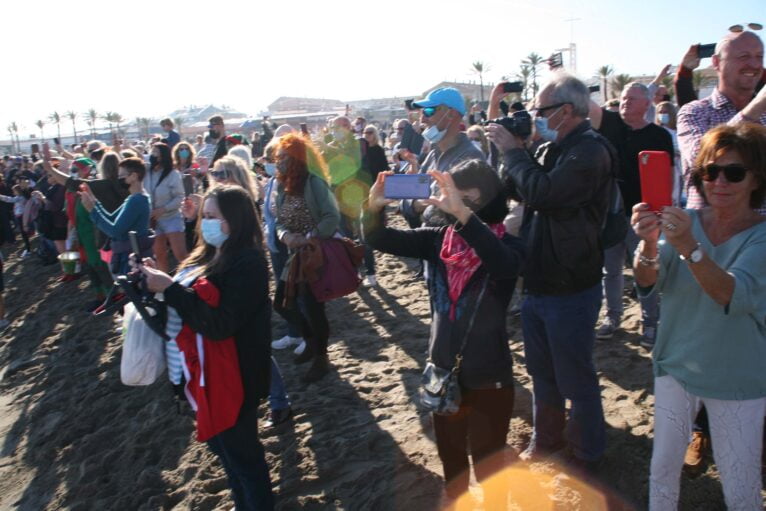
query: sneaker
640 326 656 350
271 335 301 350
294 344 314 365
293 339 306 355
683 431 709 477
20 250 29 258
595 317 618 339
363 275 378 287
264 407 293 428
0 319 9 331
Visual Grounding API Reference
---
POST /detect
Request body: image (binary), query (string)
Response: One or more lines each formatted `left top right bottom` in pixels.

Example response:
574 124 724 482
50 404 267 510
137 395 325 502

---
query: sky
2 0 764 139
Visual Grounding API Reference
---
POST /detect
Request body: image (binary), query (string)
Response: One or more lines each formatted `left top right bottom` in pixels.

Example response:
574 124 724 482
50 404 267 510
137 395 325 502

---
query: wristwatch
679 242 703 264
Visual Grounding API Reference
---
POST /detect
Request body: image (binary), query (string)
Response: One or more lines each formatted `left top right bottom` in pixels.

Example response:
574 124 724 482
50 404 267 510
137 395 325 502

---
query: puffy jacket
145 168 184 221
502 121 614 296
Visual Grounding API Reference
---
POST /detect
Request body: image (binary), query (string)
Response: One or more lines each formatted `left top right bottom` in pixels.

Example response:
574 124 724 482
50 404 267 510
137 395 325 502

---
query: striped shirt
164 267 199 384
677 88 766 214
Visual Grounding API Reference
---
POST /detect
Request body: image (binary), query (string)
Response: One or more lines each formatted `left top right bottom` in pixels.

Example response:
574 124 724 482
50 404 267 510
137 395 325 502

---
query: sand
0 219 760 510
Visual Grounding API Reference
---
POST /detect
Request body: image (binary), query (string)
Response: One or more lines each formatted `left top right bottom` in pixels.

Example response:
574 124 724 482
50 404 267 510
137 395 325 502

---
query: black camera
483 110 532 139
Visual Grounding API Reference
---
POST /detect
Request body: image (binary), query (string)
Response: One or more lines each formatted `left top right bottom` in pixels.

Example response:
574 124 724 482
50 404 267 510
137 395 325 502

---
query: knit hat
225 134 247 145
72 157 96 169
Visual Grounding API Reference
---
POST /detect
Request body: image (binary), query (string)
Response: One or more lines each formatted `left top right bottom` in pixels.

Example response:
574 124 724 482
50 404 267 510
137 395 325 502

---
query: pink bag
309 238 364 302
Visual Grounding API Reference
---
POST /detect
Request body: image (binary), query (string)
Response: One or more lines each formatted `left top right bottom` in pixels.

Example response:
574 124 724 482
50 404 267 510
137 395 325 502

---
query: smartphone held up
384 174 432 200
638 151 673 212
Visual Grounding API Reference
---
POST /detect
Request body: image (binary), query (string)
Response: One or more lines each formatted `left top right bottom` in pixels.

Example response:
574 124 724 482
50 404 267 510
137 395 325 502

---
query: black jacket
164 248 271 410
364 212 525 389
502 120 613 296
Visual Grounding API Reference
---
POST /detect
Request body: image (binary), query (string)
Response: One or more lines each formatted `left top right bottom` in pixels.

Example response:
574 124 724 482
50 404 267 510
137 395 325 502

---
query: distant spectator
160 118 181 148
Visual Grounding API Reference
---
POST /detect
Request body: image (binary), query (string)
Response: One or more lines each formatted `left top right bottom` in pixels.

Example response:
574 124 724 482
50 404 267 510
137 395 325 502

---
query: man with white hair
589 82 674 346
488 73 615 473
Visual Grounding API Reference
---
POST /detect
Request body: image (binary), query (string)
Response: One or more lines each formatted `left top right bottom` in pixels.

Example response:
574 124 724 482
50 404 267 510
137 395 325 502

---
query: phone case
401 124 425 155
384 174 432 200
638 151 673 211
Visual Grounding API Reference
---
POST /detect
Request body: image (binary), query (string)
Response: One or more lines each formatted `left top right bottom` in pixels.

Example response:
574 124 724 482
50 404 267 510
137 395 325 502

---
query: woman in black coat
141 185 274 510
363 160 525 507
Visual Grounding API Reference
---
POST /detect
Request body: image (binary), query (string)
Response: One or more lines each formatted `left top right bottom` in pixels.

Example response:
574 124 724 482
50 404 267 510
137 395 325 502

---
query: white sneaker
596 317 618 339
363 275 378 287
271 335 301 350
293 339 306 355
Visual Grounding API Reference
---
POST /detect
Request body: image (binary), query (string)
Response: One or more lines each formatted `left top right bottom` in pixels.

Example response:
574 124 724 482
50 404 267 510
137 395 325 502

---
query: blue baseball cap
412 87 466 116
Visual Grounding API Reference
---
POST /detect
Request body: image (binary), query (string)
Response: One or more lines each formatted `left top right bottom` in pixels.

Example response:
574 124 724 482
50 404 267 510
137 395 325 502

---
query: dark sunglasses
729 23 763 32
699 164 748 183
422 106 439 118
536 102 569 116
210 169 228 180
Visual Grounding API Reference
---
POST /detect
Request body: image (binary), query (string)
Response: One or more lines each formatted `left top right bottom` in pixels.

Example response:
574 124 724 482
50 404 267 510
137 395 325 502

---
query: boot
293 343 314 364
302 354 329 383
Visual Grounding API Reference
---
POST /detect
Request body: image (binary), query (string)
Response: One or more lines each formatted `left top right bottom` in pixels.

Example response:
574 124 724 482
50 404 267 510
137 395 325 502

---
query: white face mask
471 140 483 152
658 113 670 125
422 110 451 144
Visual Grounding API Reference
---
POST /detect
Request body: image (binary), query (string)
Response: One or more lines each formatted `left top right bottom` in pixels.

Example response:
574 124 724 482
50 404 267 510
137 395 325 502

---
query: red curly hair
276 134 330 195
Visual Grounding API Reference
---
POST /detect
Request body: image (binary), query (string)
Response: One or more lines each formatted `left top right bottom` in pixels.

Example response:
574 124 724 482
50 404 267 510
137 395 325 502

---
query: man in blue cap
401 87 485 226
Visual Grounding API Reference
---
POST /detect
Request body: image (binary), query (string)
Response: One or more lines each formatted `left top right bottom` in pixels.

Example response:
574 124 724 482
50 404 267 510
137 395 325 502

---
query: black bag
419 277 489 416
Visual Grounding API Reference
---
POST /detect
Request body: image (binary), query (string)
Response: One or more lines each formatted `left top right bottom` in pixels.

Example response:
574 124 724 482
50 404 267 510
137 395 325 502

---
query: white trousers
649 375 765 511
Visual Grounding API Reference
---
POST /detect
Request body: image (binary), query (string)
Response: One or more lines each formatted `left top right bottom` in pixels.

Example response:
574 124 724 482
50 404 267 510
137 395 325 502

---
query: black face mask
209 129 220 139
118 177 130 190
149 156 159 169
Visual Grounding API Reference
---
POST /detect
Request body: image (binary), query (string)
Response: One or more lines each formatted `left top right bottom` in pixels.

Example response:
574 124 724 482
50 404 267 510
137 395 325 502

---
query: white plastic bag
120 302 166 386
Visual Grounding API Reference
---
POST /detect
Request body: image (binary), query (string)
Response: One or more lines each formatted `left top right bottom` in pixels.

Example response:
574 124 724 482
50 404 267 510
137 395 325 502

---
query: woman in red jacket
141 185 273 510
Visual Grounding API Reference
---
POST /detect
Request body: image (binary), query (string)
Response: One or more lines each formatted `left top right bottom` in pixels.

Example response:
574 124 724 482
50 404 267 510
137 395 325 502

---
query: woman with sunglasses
632 122 766 511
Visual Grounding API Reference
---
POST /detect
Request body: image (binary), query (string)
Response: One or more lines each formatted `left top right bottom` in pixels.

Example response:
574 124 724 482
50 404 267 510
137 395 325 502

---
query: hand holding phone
639 151 673 212
383 173 432 199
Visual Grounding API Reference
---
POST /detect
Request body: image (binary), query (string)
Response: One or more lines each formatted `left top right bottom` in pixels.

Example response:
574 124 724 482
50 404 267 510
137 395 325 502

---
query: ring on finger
664 222 677 231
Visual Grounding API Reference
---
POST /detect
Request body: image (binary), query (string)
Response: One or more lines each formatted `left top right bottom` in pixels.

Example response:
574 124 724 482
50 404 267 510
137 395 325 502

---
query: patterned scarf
439 222 506 320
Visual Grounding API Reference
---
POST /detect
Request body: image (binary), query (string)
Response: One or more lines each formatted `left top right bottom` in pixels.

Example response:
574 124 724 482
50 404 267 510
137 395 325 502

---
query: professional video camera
93 231 169 340
482 109 533 139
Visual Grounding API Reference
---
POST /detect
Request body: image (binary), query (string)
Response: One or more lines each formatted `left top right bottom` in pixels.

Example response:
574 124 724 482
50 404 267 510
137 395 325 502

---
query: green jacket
275 173 340 240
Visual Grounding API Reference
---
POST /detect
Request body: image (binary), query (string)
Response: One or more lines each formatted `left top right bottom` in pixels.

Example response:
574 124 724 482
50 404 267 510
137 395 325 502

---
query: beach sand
0 222 758 510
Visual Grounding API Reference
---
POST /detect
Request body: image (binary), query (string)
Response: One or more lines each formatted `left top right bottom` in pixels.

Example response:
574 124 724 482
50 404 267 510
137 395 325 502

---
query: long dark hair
153 142 174 183
179 185 264 277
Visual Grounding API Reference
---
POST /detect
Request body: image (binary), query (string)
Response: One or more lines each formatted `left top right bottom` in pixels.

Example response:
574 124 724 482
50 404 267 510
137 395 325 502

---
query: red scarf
439 223 506 320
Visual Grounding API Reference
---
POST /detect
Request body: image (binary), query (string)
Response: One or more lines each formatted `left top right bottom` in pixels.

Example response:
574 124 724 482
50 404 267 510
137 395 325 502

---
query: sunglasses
210 169 228 180
422 106 439 118
535 102 569 116
699 163 748 183
729 23 763 32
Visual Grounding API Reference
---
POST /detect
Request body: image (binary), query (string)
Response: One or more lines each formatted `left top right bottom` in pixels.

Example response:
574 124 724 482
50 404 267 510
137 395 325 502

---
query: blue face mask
264 163 277 177
201 218 229 247
179 149 190 159
534 107 563 142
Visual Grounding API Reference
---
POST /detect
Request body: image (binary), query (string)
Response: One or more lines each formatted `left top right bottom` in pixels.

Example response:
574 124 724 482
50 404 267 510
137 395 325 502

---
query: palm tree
523 53 544 98
516 64 532 102
85 109 98 137
10 122 20 152
48 111 62 141
596 65 613 103
470 61 490 103
7 125 16 153
609 73 633 99
173 116 185 137
35 120 46 140
112 113 124 136
692 70 714 96
101 112 115 133
66 111 78 141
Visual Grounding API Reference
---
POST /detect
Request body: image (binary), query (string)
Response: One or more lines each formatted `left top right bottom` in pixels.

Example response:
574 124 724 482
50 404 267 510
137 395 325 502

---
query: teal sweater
639 209 766 400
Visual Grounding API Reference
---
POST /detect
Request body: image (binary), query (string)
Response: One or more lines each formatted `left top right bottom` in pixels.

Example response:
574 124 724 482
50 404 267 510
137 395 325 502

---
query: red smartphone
638 151 673 212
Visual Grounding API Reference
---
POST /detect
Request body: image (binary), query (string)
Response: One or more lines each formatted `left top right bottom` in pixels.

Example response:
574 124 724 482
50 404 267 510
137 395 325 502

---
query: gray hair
623 82 651 101
547 73 591 117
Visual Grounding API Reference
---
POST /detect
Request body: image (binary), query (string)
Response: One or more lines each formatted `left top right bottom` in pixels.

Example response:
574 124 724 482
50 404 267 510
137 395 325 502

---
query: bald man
678 30 766 210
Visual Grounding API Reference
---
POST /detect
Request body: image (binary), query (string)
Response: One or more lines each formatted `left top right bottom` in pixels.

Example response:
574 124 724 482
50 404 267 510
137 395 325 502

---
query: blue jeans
602 228 659 328
268 356 290 412
206 407 274 510
521 284 606 461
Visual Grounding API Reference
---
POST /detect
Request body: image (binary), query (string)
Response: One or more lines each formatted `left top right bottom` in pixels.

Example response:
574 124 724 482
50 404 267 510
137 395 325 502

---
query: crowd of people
1 27 765 511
